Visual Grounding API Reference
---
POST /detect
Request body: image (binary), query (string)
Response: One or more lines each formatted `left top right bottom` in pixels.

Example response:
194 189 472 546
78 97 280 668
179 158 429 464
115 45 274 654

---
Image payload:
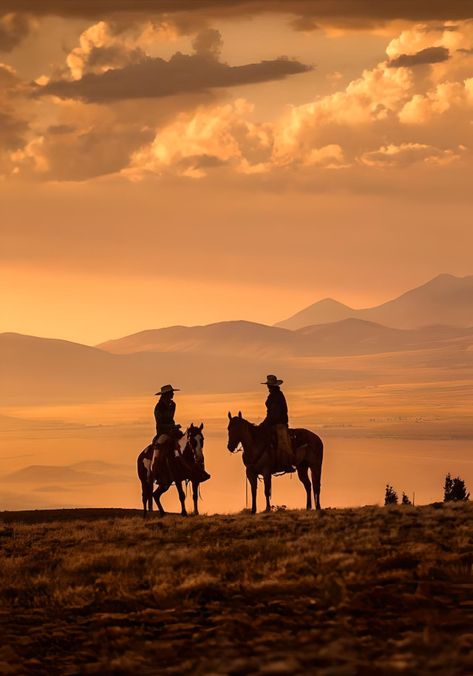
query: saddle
272 427 309 473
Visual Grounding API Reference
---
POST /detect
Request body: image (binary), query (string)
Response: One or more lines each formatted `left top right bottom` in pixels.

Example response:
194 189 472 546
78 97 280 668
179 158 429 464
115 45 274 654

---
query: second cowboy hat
155 384 180 395
261 374 283 386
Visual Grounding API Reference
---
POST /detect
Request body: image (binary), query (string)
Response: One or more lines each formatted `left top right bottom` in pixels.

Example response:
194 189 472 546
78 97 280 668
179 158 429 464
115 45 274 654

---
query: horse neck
239 420 259 463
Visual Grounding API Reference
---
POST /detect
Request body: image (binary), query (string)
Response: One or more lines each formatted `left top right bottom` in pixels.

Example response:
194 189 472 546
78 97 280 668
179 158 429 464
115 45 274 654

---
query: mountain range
276 274 473 330
1 274 472 404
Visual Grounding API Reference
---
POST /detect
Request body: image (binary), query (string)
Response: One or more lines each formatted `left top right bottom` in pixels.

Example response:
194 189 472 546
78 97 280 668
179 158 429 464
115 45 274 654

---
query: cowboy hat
261 374 283 386
155 384 180 395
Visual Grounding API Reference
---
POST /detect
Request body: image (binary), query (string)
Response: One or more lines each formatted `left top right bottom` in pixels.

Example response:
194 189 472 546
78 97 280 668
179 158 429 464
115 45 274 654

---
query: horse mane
234 416 259 431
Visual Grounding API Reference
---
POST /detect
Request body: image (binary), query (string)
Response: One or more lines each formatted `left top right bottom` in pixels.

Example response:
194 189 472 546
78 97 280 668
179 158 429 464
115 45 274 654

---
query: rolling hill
98 320 298 357
276 274 473 329
98 318 473 358
2 273 473 406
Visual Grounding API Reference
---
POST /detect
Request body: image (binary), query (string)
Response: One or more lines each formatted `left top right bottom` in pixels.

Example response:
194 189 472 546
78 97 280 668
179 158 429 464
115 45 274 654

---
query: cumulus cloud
65 21 147 80
387 46 450 68
37 52 311 102
122 20 473 182
399 78 473 123
271 63 414 166
125 98 273 179
8 97 156 181
4 16 473 184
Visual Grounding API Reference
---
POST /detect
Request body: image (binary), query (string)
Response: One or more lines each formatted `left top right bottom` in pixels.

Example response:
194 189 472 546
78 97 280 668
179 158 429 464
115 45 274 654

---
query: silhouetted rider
154 384 179 438
153 384 209 483
261 375 288 427
260 375 293 470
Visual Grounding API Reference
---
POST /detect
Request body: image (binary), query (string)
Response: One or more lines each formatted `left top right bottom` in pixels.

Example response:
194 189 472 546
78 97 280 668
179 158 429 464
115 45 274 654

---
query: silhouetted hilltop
2 276 472 405
98 320 297 357
277 274 473 329
98 318 473 358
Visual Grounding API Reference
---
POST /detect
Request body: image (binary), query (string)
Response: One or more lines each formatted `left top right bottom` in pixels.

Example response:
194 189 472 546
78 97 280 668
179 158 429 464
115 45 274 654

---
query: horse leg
297 464 312 510
148 482 153 513
247 468 258 514
176 481 188 516
153 483 169 517
192 481 199 515
311 466 322 510
140 480 148 518
263 472 272 513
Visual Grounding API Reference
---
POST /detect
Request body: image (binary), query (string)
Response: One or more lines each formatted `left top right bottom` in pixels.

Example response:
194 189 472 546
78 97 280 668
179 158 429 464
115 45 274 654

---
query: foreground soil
0 504 472 675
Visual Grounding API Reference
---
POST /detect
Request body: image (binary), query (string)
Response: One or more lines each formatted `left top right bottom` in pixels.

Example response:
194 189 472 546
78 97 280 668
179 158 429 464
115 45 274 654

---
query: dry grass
0 504 472 675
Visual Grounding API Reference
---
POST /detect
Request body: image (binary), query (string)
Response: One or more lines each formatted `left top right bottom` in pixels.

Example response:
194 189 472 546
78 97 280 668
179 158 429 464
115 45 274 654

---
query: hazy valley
1 274 472 513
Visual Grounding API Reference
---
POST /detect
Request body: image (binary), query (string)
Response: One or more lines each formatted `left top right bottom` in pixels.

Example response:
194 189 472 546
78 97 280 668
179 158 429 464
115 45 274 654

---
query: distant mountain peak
314 298 352 308
277 274 473 330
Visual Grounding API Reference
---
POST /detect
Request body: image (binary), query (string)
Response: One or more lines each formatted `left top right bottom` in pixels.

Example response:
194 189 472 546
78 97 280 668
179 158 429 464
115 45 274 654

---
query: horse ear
199 422 204 430
228 411 232 420
238 410 242 418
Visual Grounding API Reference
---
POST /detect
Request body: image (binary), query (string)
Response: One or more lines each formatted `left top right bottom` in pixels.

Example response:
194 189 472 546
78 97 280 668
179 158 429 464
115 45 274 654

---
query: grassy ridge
1 505 472 675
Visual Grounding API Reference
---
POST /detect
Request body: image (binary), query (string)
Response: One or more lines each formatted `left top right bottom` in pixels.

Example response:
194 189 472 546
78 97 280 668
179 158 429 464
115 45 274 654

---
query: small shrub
384 485 398 505
444 474 470 502
401 493 411 505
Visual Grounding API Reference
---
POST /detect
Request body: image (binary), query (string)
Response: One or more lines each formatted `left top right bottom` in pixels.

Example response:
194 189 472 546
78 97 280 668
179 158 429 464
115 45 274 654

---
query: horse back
290 428 323 451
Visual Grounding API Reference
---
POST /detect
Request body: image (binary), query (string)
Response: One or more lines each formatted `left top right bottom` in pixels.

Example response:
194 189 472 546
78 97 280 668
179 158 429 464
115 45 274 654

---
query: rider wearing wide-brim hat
154 384 181 440
260 375 294 470
153 384 210 485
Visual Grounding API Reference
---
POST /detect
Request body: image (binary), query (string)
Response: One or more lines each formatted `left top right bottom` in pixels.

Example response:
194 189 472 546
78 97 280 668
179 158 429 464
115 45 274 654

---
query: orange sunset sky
1 1 472 344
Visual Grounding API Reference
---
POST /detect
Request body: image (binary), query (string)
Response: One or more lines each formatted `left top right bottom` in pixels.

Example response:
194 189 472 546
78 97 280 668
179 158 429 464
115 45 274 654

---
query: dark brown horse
137 423 208 517
227 411 323 513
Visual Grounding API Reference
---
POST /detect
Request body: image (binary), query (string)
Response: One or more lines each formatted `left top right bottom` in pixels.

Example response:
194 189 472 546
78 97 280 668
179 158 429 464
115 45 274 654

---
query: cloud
9 98 156 181
385 21 473 83
123 20 473 182
62 19 196 81
1 2 472 27
387 46 450 68
359 143 464 167
192 28 223 58
271 63 414 166
65 21 147 80
37 53 311 102
4 18 473 184
0 109 28 152
0 64 29 176
125 98 273 179
399 78 473 123
0 13 33 51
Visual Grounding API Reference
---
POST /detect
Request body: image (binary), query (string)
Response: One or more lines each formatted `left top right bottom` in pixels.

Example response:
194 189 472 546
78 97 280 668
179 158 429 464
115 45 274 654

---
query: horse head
187 422 205 463
227 410 245 452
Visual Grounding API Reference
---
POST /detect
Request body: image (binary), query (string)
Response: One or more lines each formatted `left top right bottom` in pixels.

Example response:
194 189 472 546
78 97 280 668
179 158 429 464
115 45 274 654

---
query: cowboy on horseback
154 383 181 440
153 384 210 487
153 384 184 477
260 374 294 471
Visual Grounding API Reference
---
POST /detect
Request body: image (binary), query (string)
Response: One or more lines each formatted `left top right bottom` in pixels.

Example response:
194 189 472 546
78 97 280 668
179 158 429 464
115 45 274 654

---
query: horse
227 411 323 513
137 423 208 517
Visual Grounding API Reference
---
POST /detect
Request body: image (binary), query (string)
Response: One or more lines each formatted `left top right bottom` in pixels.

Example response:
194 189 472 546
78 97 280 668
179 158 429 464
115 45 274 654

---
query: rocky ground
0 504 472 675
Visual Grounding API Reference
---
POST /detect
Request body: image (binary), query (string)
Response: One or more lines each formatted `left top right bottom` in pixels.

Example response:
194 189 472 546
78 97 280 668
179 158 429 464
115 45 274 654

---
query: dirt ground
0 504 472 675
